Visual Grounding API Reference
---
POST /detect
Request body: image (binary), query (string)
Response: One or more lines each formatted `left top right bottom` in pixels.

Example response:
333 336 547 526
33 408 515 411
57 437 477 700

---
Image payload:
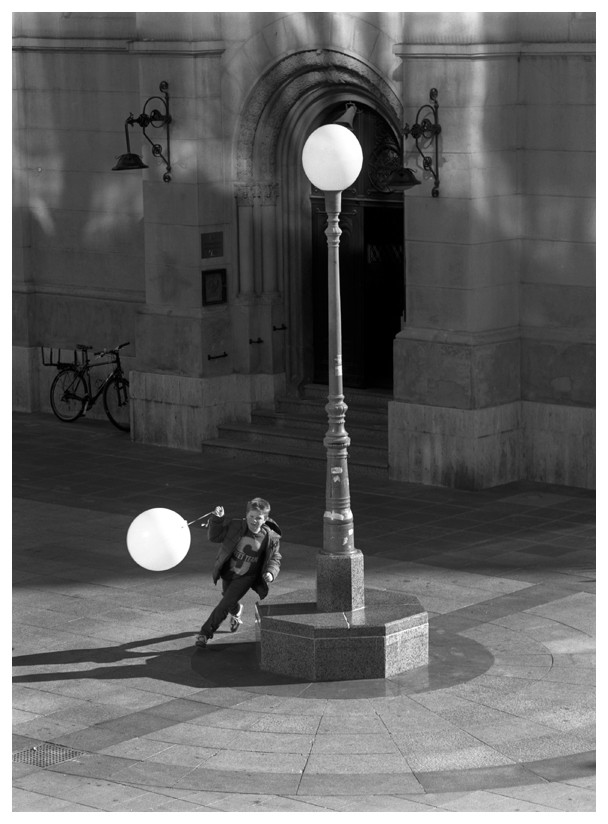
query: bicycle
46 342 131 432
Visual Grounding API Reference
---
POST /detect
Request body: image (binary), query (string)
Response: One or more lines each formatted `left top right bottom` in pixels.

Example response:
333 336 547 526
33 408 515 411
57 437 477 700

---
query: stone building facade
12 12 595 489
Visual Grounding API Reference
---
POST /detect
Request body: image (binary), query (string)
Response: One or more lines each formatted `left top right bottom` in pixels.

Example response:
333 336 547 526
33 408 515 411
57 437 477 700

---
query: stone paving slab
12 412 596 812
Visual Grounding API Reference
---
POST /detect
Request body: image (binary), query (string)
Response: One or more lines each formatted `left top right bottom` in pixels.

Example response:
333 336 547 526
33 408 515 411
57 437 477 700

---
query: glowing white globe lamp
301 123 363 192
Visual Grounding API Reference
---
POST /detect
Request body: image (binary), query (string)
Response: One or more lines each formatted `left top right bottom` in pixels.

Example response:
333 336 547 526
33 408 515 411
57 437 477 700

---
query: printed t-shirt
226 528 266 578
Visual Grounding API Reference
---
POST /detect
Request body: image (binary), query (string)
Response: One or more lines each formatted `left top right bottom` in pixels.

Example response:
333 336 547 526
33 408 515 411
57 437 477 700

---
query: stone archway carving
236 49 403 183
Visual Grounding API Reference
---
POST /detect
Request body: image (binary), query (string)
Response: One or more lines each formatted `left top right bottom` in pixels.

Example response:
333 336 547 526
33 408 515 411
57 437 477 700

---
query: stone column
390 43 523 489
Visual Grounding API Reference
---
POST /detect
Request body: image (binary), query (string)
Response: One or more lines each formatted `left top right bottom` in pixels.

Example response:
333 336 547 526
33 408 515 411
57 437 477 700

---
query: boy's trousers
200 574 255 639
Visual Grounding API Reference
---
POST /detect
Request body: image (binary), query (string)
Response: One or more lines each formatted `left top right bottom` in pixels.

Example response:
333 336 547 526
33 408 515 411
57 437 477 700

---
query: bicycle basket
40 347 81 368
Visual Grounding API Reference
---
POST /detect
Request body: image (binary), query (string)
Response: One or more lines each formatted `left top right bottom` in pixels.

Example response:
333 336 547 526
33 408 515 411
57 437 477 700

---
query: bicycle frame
65 346 126 410
49 342 130 430
78 360 122 409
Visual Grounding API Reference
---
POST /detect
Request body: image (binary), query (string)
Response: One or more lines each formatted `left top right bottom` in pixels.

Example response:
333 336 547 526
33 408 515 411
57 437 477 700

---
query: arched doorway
235 50 404 396
309 103 405 390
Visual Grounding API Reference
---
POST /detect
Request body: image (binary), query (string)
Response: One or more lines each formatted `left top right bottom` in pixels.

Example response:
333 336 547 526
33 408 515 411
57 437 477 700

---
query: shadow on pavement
13 628 495 700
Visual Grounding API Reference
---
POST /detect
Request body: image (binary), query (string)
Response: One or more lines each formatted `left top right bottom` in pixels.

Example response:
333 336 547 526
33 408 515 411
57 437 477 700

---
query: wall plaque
202 269 227 306
201 231 223 259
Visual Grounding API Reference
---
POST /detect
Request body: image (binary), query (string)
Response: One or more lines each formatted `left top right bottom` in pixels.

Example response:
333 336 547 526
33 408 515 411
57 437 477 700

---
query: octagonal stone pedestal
255 588 428 682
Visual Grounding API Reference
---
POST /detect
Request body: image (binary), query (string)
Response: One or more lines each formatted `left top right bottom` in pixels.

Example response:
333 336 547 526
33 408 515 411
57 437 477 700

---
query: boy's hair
247 497 271 513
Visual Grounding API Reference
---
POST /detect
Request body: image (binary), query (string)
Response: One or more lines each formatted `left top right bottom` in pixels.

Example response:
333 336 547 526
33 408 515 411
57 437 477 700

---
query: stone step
274 396 388 427
251 408 387 446
201 435 387 476
302 383 392 410
208 420 387 464
201 384 390 477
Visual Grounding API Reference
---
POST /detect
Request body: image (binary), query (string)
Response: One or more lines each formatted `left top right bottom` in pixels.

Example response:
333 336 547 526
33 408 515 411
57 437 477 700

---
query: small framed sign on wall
201 231 223 259
202 269 227 306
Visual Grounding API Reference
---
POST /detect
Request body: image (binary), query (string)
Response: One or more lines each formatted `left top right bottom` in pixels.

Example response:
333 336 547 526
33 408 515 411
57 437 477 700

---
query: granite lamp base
256 588 428 682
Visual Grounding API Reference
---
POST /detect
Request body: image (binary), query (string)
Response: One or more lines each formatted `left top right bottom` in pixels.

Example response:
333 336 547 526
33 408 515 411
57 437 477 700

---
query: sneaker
195 633 208 648
229 604 244 633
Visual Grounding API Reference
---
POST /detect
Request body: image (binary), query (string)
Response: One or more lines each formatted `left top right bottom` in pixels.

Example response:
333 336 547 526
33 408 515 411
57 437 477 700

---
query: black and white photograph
12 8 596 815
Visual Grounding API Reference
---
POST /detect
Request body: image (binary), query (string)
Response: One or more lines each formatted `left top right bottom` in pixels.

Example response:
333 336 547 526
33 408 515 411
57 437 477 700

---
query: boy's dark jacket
207 514 282 599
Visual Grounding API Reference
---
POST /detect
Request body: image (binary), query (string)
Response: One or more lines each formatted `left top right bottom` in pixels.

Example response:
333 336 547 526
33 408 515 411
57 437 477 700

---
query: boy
196 497 282 647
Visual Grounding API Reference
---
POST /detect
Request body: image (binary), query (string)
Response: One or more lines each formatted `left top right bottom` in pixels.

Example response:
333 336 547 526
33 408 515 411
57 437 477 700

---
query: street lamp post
254 120 429 682
302 123 365 613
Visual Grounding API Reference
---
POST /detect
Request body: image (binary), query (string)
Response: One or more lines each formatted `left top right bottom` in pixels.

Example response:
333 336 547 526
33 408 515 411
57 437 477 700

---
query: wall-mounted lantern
112 81 172 183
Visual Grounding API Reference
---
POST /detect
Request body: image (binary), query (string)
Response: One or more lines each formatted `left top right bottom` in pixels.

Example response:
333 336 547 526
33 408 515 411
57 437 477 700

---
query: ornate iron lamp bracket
403 88 441 197
114 81 172 182
129 81 172 182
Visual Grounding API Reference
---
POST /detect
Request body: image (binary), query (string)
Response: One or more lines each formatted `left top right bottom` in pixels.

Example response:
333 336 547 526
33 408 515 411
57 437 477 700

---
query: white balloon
126 508 191 571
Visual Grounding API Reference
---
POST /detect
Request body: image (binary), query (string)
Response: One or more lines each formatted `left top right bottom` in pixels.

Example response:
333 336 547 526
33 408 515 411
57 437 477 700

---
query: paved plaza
12 411 596 812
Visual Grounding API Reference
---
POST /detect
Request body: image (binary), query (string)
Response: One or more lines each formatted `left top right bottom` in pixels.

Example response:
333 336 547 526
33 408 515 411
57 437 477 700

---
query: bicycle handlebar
93 341 130 358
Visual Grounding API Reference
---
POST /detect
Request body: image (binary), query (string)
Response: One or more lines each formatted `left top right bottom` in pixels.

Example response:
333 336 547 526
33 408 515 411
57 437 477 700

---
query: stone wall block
394 338 472 408
23 167 140 214
16 52 137 94
406 239 520 289
327 12 357 52
402 57 519 108
404 195 521 245
13 347 39 412
394 335 520 410
521 284 595 331
26 293 138 353
129 370 280 449
144 264 200 312
351 16 384 61
472 339 521 408
186 97 224 142
521 338 595 406
439 109 518 154
24 88 138 133
520 54 596 106
521 239 595 287
522 150 595 198
522 401 595 488
369 24 405 79
467 283 519 332
523 104 595 152
26 129 138 176
388 400 522 489
522 195 594 244
399 11 530 43
14 11 138 39
141 181 199 226
406 283 519 333
194 139 226 187
136 312 203 375
441 151 519 199
28 246 142 296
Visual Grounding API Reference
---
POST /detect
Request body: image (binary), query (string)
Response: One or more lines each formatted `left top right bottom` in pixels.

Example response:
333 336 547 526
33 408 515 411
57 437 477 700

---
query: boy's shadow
12 631 303 691
13 629 496 697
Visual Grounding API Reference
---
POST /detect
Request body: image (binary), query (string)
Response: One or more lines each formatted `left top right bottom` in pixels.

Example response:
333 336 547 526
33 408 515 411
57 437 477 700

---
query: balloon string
187 511 215 527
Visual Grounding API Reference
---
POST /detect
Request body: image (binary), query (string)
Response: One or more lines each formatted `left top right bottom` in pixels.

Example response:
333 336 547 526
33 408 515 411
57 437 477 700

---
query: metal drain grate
12 742 85 768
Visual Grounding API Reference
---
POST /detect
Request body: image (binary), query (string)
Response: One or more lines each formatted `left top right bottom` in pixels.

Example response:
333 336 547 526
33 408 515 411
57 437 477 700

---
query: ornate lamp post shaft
323 191 355 556
301 122 365 613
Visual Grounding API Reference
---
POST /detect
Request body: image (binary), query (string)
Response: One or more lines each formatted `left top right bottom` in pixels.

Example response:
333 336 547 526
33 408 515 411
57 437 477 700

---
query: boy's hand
214 506 224 517
263 572 273 583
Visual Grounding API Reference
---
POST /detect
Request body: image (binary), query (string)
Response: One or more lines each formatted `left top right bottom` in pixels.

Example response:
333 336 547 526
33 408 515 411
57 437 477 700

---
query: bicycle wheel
103 375 130 432
50 369 87 422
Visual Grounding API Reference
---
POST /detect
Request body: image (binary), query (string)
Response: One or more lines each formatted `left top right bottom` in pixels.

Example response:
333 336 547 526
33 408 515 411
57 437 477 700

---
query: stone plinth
256 588 428 682
316 550 364 612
